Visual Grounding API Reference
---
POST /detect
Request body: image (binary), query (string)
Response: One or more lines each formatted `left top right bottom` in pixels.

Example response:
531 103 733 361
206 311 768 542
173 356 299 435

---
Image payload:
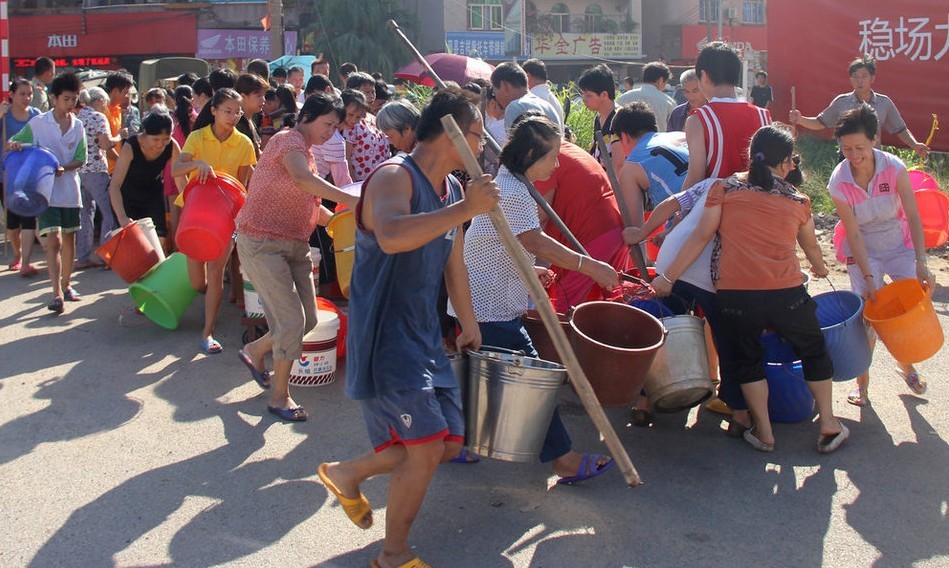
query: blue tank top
1 107 40 176
345 154 463 400
626 131 690 208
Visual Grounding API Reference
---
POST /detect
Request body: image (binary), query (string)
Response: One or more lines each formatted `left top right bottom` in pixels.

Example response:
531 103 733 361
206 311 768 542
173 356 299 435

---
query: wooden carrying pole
441 114 642 487
594 131 651 281
387 19 590 260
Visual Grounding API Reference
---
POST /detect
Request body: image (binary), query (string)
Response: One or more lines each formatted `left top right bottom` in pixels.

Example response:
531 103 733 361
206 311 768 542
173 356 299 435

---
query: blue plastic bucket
761 331 815 423
813 291 872 381
2 146 59 217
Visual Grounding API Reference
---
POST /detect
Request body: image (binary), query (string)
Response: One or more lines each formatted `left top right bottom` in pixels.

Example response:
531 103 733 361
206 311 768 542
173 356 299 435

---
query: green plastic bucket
128 252 198 330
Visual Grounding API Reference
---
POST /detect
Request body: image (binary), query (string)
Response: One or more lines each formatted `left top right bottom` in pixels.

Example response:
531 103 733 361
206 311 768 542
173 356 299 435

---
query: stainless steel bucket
465 349 567 463
643 315 715 413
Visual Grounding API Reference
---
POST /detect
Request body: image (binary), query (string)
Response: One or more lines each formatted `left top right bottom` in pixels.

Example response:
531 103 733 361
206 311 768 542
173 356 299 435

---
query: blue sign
446 31 505 59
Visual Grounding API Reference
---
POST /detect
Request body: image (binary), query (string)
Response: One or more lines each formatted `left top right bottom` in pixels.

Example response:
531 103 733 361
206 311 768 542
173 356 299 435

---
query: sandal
47 297 64 315
818 422 849 454
267 405 308 422
726 419 750 438
370 556 432 568
8 259 22 271
317 463 373 529
238 350 270 388
631 409 653 428
449 448 480 464
64 288 82 302
19 264 39 277
743 426 775 452
900 371 927 395
556 453 615 485
847 388 869 407
200 337 222 355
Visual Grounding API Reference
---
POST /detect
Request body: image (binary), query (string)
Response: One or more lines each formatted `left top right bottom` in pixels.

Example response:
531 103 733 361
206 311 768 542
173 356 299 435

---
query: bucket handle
650 292 697 320
480 345 527 357
823 276 857 328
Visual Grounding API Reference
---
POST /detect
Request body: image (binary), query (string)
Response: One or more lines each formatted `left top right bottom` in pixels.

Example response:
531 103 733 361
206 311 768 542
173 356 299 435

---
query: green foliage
303 1 415 79
555 82 596 150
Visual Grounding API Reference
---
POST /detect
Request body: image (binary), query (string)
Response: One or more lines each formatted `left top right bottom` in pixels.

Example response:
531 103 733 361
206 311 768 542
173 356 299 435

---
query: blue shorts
362 385 465 452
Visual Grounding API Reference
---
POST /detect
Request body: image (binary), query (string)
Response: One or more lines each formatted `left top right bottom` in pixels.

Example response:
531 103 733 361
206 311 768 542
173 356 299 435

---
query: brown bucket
522 308 572 363
569 301 666 407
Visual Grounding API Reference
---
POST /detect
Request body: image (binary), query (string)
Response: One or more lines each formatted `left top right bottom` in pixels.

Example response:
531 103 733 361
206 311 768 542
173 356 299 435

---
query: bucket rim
813 289 865 329
863 278 929 323
569 301 666 353
467 348 567 372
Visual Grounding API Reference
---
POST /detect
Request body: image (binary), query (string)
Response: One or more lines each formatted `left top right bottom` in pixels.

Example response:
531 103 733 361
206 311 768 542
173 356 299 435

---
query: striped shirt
694 98 771 178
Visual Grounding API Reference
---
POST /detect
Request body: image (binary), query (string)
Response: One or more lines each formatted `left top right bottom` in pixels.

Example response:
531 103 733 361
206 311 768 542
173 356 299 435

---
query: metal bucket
643 315 715 412
569 301 666 407
465 349 567 463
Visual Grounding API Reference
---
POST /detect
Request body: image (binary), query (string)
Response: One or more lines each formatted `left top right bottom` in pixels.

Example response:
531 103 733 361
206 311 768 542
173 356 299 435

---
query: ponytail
746 124 796 190
173 85 194 139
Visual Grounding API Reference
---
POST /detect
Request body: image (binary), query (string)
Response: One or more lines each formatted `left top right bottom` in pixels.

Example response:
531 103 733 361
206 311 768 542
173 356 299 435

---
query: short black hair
34 57 55 77
642 61 671 84
288 66 305 77
177 72 199 86
103 72 133 95
209 67 238 91
341 88 368 111
613 102 658 139
499 115 560 175
835 103 879 140
490 62 528 90
346 72 375 91
522 58 548 81
272 67 288 79
298 92 345 125
49 72 81 97
246 59 270 82
305 74 333 96
578 64 615 100
414 86 480 143
191 77 212 98
848 55 877 76
695 41 741 87
234 73 269 96
141 108 174 135
339 62 358 76
374 79 391 102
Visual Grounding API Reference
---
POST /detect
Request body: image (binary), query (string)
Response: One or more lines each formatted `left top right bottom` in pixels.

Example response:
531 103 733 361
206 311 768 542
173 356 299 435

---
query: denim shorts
361 385 464 452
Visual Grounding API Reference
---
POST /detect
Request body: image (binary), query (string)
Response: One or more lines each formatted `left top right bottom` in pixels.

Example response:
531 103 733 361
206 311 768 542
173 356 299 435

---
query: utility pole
269 0 285 58
717 0 723 40
705 0 712 44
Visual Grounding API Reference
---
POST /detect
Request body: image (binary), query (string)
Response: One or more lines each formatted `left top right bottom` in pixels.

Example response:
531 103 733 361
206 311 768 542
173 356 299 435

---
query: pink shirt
236 129 320 242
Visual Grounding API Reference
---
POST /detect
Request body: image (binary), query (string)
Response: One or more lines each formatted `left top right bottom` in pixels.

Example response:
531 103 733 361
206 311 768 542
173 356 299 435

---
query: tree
300 0 417 79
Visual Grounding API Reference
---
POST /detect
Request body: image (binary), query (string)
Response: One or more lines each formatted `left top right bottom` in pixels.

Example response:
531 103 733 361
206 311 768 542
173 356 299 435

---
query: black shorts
717 286 834 385
0 187 37 230
125 201 168 237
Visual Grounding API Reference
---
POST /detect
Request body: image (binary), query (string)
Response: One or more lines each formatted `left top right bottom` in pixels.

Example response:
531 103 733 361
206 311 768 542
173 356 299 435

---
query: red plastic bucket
909 169 938 192
96 222 162 284
914 190 949 249
176 176 246 261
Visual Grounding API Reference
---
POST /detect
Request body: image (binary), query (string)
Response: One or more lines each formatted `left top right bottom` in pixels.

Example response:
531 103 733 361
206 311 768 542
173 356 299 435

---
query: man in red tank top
682 41 772 191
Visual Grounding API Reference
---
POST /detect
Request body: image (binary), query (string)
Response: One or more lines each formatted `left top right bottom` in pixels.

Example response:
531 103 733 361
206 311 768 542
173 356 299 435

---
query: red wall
768 0 948 152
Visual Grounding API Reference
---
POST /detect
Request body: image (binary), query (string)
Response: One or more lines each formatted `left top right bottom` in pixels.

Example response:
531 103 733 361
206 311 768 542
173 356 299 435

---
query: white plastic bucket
239 267 266 319
289 310 340 387
134 217 166 264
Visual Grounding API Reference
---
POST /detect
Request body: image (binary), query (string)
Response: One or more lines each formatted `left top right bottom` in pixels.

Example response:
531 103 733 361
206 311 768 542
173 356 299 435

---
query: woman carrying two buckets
653 124 849 454
828 105 938 407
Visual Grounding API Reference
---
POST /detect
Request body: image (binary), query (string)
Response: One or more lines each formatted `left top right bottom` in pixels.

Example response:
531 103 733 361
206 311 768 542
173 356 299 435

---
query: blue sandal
556 453 615 485
238 350 270 388
200 337 223 355
450 448 480 464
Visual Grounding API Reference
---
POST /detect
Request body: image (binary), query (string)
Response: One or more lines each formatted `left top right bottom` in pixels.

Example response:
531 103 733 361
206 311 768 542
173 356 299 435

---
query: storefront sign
530 33 641 59
446 31 506 59
680 25 767 59
14 56 118 68
196 29 296 60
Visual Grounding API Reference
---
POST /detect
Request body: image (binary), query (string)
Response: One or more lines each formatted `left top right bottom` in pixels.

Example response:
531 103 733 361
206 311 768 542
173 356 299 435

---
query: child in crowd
1 78 42 276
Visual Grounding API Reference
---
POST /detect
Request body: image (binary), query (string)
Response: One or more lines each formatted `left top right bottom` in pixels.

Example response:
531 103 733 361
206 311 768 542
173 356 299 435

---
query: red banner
681 25 767 59
768 0 948 152
9 12 197 59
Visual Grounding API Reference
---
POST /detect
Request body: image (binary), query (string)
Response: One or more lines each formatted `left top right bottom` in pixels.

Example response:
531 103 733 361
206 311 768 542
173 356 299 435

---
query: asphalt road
1 256 948 568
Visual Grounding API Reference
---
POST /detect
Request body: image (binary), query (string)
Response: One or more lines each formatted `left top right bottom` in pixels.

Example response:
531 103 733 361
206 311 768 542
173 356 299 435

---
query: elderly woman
452 115 621 483
235 93 359 422
376 99 420 154
75 86 120 269
655 125 847 454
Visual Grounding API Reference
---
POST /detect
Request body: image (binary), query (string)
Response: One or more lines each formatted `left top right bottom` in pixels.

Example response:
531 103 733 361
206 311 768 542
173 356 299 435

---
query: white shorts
846 248 916 296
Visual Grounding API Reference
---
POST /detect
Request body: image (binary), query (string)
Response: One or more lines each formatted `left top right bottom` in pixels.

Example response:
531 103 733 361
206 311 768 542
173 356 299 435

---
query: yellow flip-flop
317 463 372 529
370 556 432 568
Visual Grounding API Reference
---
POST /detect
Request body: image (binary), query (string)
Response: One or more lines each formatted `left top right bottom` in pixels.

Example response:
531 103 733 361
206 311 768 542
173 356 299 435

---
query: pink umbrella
395 53 495 87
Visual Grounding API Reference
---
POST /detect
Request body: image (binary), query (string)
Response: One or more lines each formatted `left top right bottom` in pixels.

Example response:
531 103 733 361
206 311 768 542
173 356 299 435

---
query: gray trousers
77 172 117 262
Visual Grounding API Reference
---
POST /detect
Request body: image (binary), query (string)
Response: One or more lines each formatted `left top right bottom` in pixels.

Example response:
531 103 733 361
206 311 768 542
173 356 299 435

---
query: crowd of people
1 43 939 568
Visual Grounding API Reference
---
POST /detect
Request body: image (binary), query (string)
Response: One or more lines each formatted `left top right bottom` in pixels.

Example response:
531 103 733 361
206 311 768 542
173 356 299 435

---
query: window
551 2 570 34
469 0 503 31
584 4 604 33
742 0 765 24
699 0 721 23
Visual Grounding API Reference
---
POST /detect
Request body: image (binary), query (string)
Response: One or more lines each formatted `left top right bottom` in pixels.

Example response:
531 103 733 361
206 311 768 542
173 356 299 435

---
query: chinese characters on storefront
445 32 506 59
858 15 949 61
196 29 297 60
530 33 641 59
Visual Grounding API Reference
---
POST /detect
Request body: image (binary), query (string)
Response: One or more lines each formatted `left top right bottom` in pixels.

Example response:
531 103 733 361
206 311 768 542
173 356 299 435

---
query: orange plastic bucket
914 190 949 249
864 278 943 363
326 209 356 298
176 176 246 262
96 222 162 284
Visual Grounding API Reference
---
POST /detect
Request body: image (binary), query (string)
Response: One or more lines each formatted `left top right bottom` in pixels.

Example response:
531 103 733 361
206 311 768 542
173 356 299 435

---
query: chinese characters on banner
530 33 641 59
196 29 297 60
858 16 949 62
445 32 506 59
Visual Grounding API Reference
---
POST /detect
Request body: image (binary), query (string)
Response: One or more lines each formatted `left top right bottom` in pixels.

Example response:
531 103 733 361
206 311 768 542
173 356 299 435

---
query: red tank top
695 100 771 178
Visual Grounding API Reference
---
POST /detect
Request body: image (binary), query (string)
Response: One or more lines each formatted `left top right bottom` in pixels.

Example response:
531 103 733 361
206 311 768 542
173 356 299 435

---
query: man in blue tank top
317 88 500 568
614 101 690 228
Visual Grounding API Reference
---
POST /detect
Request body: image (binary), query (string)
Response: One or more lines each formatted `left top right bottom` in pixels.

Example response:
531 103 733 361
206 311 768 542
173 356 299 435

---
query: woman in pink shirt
828 105 934 406
234 94 359 422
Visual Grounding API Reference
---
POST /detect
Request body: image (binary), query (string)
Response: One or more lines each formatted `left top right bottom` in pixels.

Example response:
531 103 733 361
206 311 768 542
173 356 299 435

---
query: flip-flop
743 426 775 452
200 337 223 355
238 350 270 388
370 557 432 568
64 288 82 302
47 297 64 315
631 409 653 428
267 405 308 422
317 463 373 529
900 371 927 395
726 420 750 438
818 422 849 454
19 264 39 277
847 388 869 407
449 448 480 464
556 453 615 485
